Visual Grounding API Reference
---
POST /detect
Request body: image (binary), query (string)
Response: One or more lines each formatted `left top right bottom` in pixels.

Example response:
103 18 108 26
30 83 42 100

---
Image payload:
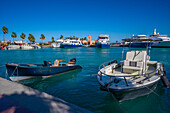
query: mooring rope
143 84 160 97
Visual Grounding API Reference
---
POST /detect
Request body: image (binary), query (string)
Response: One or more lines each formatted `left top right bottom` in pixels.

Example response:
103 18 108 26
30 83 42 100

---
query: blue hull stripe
97 44 110 48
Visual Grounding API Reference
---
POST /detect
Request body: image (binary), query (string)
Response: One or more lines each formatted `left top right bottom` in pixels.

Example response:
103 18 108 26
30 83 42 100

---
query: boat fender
48 61 52 65
98 71 102 76
158 69 163 75
161 75 169 88
98 72 102 80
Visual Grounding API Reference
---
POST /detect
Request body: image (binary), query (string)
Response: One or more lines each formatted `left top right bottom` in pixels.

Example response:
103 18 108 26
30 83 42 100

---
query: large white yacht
122 35 153 48
150 28 170 48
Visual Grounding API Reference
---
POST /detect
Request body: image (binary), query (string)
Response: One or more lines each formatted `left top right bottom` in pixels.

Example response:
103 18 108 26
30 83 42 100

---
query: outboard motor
70 58 76 64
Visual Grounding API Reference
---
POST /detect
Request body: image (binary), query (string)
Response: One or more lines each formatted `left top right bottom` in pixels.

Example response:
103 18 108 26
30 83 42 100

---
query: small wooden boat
6 58 82 78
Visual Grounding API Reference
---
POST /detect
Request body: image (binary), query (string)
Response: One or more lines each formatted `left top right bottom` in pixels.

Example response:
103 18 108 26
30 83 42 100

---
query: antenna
154 28 156 35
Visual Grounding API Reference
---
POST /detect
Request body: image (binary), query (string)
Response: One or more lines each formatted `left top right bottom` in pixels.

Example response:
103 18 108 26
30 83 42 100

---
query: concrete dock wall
0 77 91 113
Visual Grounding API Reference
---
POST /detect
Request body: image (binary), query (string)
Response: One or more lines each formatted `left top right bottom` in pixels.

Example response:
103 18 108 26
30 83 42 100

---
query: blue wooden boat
6 58 82 77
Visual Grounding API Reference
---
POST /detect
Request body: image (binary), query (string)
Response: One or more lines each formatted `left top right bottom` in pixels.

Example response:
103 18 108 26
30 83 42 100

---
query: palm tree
40 34 45 43
28 34 35 44
11 32 17 43
2 26 8 43
52 37 55 42
60 35 63 39
84 37 86 40
20 33 26 43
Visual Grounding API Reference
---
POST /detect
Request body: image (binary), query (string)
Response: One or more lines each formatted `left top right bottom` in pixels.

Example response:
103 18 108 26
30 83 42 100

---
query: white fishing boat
150 28 170 48
20 44 34 49
7 44 20 50
51 39 63 48
97 49 169 101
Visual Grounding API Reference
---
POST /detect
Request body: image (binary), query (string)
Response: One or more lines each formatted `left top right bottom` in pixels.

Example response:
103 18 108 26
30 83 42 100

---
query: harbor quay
0 77 91 113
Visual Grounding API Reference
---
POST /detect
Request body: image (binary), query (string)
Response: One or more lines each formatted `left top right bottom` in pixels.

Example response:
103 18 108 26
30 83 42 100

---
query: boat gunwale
6 63 82 69
98 60 161 77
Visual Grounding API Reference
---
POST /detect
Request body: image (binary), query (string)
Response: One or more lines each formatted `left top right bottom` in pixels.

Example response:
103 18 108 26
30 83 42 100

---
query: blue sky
0 0 170 43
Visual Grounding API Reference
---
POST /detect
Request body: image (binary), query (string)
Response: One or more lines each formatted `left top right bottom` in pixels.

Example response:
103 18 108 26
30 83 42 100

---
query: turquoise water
0 47 170 113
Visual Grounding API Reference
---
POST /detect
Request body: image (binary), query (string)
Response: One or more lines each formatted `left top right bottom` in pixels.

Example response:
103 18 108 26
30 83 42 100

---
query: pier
0 77 91 113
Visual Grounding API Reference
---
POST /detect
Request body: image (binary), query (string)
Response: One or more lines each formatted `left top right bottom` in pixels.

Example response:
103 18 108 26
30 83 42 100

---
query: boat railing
98 60 162 86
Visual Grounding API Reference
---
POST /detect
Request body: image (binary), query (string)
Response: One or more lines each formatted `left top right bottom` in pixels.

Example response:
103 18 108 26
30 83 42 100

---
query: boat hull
100 79 159 101
152 41 170 48
128 42 153 48
21 46 34 49
97 43 110 48
51 43 61 48
60 44 82 48
6 64 82 77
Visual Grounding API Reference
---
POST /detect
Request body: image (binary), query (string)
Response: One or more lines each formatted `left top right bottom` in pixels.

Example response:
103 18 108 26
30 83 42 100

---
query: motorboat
150 28 170 48
51 39 63 48
20 44 34 49
6 44 20 50
6 58 82 81
61 37 82 48
31 44 41 49
6 58 82 77
122 35 153 48
97 50 169 101
97 35 110 48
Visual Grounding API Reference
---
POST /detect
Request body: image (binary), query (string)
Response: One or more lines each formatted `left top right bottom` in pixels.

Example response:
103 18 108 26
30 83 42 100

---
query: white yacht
122 35 153 48
97 35 110 48
150 28 170 48
51 39 63 48
61 37 82 48
7 44 20 50
20 44 34 49
97 49 169 101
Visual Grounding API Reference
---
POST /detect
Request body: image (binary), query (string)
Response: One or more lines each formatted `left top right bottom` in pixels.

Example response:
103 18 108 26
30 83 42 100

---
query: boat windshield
99 37 108 39
71 41 78 43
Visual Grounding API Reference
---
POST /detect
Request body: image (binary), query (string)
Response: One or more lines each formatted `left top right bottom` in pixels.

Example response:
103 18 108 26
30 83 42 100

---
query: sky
0 0 170 43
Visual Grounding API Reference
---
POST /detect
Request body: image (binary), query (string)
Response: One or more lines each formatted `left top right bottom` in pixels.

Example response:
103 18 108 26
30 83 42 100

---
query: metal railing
98 60 162 86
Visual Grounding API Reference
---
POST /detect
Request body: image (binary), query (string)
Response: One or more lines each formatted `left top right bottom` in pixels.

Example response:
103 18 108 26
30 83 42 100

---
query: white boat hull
51 43 61 48
21 45 34 49
152 41 170 48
